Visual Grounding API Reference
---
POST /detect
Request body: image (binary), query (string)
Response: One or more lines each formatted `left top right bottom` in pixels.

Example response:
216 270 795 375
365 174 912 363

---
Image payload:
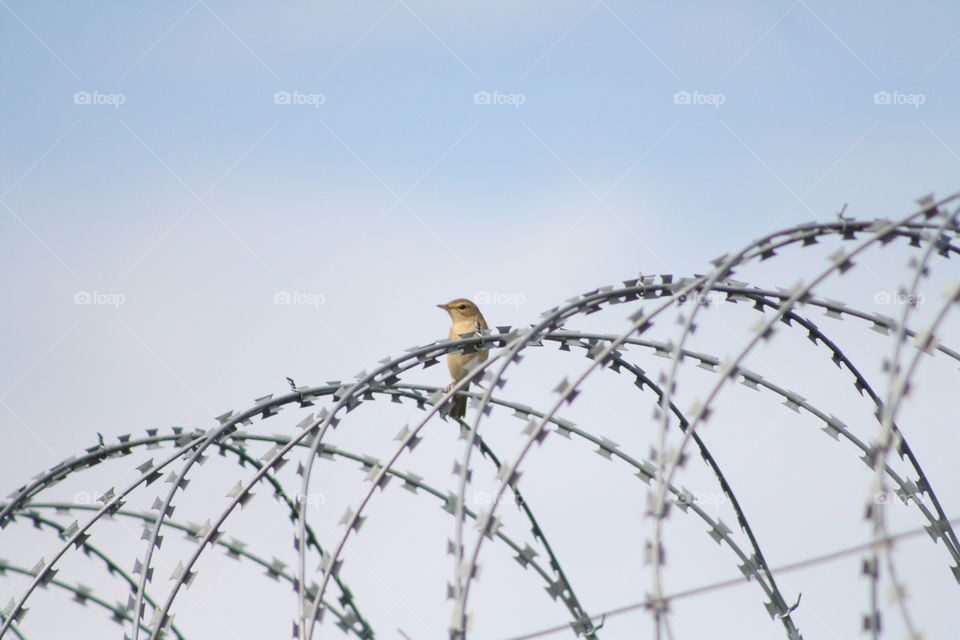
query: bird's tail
449 394 467 420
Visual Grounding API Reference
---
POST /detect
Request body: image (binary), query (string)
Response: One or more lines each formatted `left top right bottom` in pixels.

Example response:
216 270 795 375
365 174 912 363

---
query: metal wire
1 197 958 640
501 513 960 640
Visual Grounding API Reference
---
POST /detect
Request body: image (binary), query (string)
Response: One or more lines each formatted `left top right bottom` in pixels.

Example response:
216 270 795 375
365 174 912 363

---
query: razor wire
1 196 959 640
444 197 960 640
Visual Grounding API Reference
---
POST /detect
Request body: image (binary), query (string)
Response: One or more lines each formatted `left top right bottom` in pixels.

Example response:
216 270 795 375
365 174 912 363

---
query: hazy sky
2 2 959 639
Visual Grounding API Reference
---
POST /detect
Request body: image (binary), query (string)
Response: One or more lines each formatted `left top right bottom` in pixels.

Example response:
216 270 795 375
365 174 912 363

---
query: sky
2 1 960 639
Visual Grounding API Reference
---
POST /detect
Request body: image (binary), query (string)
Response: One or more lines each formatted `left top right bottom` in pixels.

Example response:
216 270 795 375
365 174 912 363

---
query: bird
437 298 489 419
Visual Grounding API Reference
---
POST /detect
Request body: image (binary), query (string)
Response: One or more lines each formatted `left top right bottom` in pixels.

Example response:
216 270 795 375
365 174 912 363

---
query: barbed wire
1 195 959 639
501 513 960 640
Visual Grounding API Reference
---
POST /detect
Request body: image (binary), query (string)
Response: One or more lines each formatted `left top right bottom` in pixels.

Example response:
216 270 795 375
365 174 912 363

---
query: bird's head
437 298 481 322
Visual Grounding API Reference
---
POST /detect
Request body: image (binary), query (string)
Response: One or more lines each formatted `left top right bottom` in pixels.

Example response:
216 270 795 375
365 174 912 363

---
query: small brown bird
437 298 489 419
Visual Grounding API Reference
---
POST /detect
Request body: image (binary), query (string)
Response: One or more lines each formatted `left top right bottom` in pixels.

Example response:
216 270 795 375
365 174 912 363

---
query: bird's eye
458 304 467 309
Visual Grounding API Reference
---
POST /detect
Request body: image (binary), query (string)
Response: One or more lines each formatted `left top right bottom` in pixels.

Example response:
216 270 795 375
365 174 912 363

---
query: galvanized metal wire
2 196 959 639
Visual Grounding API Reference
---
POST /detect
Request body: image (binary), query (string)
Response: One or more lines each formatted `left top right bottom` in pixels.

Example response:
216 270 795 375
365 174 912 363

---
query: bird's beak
436 303 448 310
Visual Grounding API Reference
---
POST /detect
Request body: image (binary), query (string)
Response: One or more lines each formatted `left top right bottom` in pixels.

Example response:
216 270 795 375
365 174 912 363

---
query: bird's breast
446 314 489 380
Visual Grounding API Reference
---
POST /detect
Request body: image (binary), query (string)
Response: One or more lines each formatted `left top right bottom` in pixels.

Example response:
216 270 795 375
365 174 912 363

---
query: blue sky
2 1 960 638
